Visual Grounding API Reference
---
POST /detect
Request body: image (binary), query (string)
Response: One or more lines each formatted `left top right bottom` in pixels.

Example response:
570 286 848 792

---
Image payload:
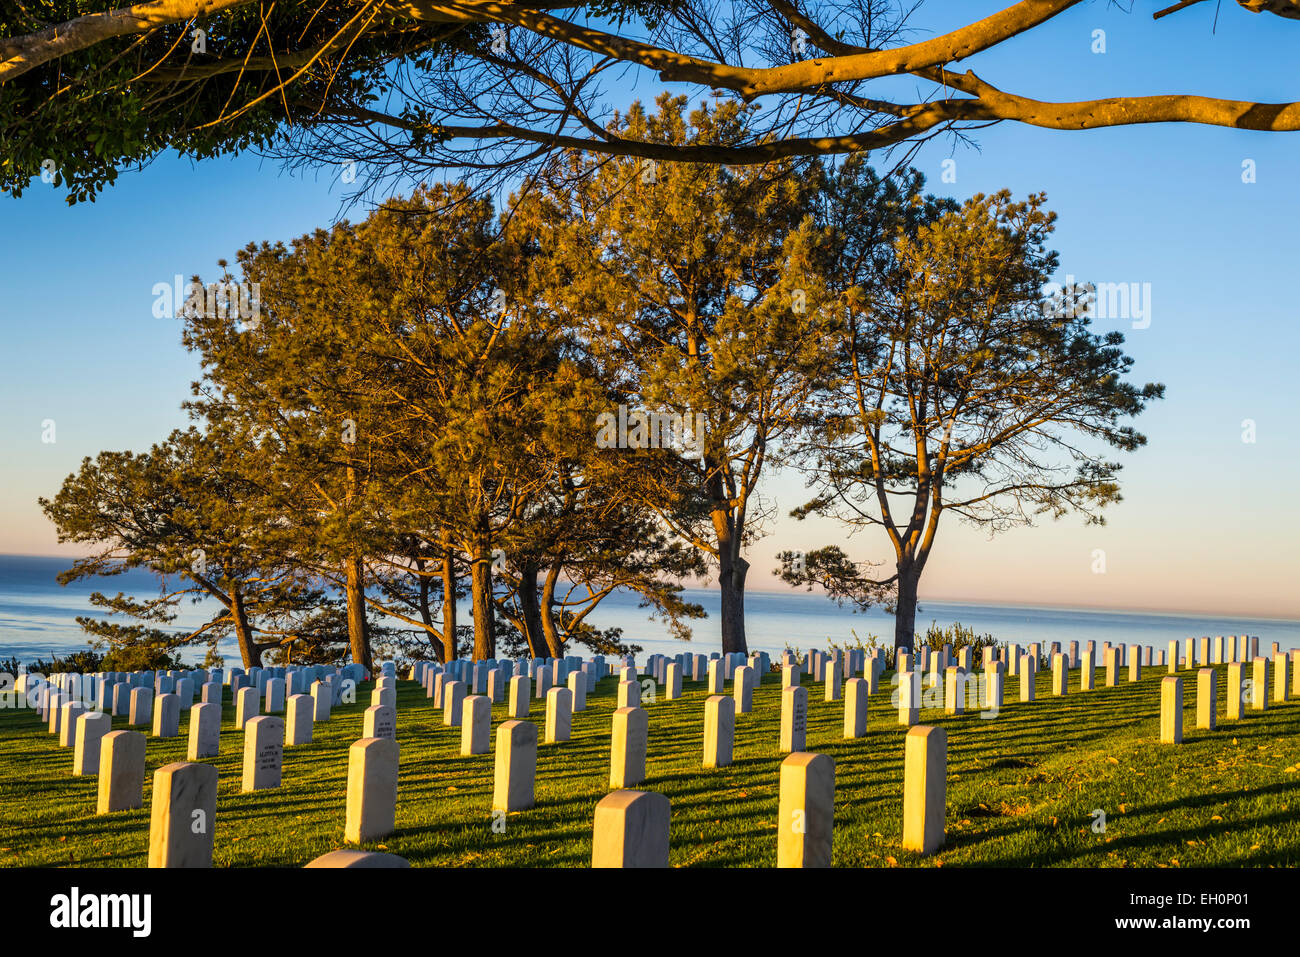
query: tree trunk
539 563 565 659
708 459 750 655
414 555 447 664
470 528 495 661
718 550 750 655
229 584 262 668
517 563 549 658
441 543 457 663
345 555 372 672
894 561 920 654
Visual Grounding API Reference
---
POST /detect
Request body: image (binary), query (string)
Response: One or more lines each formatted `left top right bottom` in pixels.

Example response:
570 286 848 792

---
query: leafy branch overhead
4 0 1300 200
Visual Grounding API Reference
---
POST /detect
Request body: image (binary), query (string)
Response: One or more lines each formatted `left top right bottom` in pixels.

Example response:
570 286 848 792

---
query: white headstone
241 715 284 792
187 702 221 759
345 737 400 844
148 761 218 867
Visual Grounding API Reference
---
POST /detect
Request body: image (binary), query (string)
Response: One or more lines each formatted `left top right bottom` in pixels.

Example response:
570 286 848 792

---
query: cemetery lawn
2 667 1299 868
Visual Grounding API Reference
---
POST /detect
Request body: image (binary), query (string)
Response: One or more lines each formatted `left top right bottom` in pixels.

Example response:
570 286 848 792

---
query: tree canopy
780 180 1164 649
4 1 1300 202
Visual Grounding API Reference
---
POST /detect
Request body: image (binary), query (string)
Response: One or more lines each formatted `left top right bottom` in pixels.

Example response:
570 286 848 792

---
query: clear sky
2 2 1298 620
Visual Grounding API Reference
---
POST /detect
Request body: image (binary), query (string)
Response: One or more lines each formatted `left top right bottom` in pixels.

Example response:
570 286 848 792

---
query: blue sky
2 1 1298 619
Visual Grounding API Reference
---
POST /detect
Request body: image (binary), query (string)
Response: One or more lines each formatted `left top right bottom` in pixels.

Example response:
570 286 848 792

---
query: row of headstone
593 726 950 868
1161 653 1299 739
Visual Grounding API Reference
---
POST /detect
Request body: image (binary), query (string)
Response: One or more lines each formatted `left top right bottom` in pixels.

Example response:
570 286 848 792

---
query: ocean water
1 553 1296 668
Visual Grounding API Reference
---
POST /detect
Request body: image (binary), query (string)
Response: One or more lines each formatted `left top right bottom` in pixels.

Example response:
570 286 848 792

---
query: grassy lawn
2 663 1298 867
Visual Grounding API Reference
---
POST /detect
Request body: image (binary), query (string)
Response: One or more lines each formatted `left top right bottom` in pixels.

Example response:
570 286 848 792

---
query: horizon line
5 552 1297 628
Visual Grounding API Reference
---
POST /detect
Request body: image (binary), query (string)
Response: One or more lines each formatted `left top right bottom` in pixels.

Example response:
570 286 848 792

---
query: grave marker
73 711 111 775
129 687 154 727
703 695 735 768
984 660 1004 711
844 678 868 738
285 694 313 745
734 665 755 714
492 720 537 812
1197 669 1216 731
546 687 573 744
311 681 332 722
1251 658 1269 711
187 702 221 759
898 671 920 726
567 670 587 712
59 700 86 747
824 659 841 702
241 715 284 792
443 680 466 727
508 676 530 718
345 737 400 844
945 667 966 715
487 668 505 704
1226 662 1245 721
1160 676 1183 744
902 725 946 855
235 686 259 730
363 704 396 740
617 679 640 709
591 790 670 868
1080 648 1095 691
777 752 834 868
781 684 808 751
97 730 147 813
148 762 218 868
264 677 285 714
706 660 724 695
151 693 180 739
1273 652 1290 704
610 706 649 788
1020 656 1036 702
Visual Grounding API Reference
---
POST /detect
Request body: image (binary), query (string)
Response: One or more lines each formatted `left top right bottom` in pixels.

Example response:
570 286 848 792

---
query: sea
1 553 1296 668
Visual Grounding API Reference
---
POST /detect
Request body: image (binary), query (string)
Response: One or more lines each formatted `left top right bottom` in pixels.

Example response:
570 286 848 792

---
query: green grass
2 664 1298 867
